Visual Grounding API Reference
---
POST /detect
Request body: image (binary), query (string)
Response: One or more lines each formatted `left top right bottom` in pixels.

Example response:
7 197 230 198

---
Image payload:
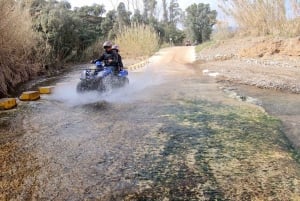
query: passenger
92 41 119 75
112 44 124 72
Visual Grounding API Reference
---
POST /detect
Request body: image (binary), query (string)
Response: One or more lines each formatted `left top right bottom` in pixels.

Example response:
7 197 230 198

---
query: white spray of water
46 66 164 106
46 47 195 106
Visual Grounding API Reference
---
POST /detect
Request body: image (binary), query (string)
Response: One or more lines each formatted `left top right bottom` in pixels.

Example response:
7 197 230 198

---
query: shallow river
1 47 300 200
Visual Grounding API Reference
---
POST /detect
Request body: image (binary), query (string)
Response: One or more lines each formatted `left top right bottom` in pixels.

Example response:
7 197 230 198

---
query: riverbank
0 62 71 98
195 37 300 149
196 37 300 93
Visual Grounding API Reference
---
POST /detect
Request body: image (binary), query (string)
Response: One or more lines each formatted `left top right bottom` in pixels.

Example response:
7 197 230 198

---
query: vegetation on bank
0 0 217 97
195 41 216 53
216 0 300 38
114 24 160 59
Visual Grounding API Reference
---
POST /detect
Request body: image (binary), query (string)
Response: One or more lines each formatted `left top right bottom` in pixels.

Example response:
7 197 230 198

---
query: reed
219 0 300 37
114 23 160 59
0 0 41 97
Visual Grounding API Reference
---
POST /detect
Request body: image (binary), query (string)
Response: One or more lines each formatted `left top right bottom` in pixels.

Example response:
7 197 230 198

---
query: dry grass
212 21 235 40
0 0 38 65
219 0 300 37
83 24 159 62
114 24 160 59
0 0 42 96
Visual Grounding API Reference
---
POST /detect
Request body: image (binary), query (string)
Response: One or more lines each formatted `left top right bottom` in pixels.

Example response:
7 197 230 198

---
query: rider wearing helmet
92 41 119 75
112 44 124 71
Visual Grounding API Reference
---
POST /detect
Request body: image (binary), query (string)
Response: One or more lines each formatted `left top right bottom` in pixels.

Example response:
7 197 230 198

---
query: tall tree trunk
162 0 168 23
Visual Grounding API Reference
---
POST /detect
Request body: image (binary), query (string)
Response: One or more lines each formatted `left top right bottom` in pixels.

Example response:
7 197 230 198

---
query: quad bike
76 62 129 93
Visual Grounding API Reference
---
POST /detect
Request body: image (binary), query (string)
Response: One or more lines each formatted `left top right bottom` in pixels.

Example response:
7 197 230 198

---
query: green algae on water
128 100 300 200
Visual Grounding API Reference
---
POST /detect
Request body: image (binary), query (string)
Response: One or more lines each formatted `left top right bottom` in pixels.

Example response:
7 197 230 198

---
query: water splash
47 67 164 106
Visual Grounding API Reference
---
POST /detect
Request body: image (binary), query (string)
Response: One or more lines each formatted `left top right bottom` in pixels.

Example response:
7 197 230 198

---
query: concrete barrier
39 86 55 94
0 98 17 110
19 91 40 101
126 60 149 71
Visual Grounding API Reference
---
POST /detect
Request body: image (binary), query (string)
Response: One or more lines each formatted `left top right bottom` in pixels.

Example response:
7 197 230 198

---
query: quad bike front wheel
76 81 89 93
96 79 106 92
122 77 129 86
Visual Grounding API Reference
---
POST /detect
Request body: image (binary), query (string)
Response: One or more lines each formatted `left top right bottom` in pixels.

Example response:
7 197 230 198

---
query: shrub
81 39 104 61
114 24 160 59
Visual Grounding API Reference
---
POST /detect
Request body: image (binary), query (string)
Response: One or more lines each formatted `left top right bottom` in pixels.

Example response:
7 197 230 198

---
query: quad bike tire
122 77 129 86
76 81 89 93
97 79 106 92
114 76 129 88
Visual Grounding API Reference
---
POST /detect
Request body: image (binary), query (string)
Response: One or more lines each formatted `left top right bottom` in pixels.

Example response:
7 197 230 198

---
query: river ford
1 47 300 201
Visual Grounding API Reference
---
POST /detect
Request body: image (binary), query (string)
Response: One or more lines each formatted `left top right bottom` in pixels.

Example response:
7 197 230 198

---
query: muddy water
1 47 300 200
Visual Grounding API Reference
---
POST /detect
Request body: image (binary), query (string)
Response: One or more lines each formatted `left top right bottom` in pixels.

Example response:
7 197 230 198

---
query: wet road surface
1 47 300 200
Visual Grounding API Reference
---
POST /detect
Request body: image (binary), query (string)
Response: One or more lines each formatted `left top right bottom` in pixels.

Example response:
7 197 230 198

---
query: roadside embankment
196 37 300 93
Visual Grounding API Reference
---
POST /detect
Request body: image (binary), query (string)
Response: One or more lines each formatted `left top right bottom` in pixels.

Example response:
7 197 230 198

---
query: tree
185 3 217 43
101 10 117 39
75 4 106 17
149 0 157 19
131 9 144 24
58 0 71 10
39 6 79 60
169 0 182 25
92 4 106 17
117 2 131 29
162 24 185 45
142 0 157 22
73 5 105 56
30 1 108 62
142 0 149 21
162 0 168 23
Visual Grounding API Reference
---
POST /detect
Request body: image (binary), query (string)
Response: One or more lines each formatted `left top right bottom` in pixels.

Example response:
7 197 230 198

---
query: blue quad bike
76 61 129 93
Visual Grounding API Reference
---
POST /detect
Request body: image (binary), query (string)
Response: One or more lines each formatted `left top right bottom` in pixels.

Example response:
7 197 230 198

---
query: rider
112 44 124 72
92 41 119 75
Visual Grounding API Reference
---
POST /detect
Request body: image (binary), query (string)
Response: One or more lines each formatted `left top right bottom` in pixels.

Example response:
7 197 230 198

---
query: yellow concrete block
19 91 40 101
0 98 17 110
39 86 55 94
127 60 149 71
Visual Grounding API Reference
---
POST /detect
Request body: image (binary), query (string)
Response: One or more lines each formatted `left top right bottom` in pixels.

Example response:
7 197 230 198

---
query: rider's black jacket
94 50 119 67
117 54 124 70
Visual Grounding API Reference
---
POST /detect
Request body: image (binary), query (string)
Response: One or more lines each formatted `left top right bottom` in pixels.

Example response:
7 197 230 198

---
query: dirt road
1 47 300 200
